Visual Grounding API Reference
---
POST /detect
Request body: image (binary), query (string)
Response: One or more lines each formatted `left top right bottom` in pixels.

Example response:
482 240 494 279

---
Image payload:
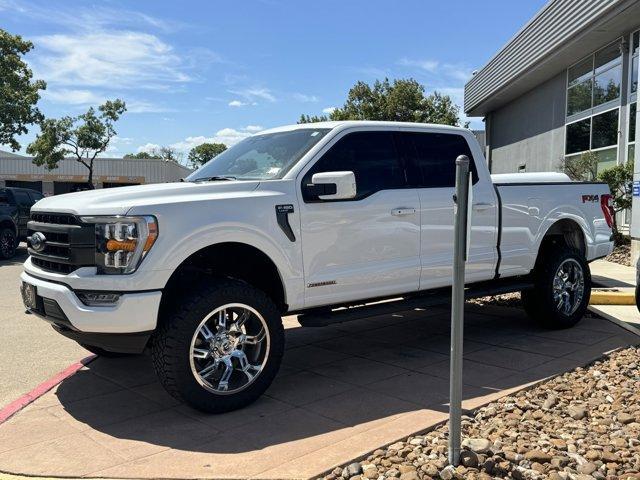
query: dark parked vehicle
0 187 44 259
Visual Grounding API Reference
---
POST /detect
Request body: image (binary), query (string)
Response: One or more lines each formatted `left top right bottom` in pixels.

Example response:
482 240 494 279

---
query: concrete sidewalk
0 305 637 479
590 258 636 288
589 259 639 333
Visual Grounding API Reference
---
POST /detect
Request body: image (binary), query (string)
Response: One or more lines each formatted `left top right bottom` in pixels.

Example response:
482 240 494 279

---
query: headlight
79 215 158 274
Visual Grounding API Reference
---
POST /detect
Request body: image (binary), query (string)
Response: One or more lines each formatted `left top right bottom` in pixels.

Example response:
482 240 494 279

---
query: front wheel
0 228 16 260
521 246 591 329
152 279 284 413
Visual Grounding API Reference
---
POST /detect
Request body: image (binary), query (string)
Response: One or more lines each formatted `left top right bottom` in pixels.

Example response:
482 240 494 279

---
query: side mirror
310 171 357 200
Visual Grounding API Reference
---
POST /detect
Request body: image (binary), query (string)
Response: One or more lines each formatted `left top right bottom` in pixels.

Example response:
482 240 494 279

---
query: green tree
26 99 126 189
299 78 465 126
150 146 182 163
598 159 634 241
560 151 598 181
188 142 227 168
0 29 46 151
123 151 160 159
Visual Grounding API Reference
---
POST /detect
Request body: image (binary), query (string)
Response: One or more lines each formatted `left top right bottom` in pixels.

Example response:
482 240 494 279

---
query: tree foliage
150 146 183 163
188 142 227 168
560 151 598 181
598 159 634 240
123 151 160 159
26 99 126 189
299 78 465 126
0 29 46 151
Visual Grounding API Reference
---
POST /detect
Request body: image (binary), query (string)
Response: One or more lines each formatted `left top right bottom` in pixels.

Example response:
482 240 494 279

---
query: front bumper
21 271 162 337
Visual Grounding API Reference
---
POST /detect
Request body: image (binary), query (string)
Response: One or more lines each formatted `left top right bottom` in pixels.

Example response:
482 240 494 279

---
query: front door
298 130 421 308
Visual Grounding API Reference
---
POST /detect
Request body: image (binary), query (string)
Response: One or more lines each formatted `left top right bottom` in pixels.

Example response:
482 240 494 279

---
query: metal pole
448 155 470 466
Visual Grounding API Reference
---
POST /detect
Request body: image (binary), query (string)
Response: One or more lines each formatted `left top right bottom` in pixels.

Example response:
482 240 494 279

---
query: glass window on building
630 102 636 163
566 40 622 118
565 108 619 173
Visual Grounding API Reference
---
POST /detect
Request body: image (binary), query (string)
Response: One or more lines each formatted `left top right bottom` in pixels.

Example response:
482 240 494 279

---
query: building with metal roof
0 150 192 196
464 0 639 259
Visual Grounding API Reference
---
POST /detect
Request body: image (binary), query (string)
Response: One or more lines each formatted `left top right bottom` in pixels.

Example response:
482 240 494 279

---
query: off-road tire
521 246 591 329
0 228 16 260
151 278 284 413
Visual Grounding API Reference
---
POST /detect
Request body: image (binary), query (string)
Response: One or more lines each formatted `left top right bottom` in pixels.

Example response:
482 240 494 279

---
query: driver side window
302 131 405 201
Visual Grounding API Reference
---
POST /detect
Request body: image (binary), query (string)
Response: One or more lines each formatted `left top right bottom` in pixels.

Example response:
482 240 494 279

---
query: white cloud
136 126 265 155
398 58 473 83
398 58 439 72
32 32 191 90
228 87 276 103
228 100 248 107
293 93 319 103
126 100 169 113
137 143 160 154
43 88 105 105
322 107 336 114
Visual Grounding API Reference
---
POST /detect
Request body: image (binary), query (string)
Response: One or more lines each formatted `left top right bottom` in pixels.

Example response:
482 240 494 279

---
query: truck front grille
28 213 95 275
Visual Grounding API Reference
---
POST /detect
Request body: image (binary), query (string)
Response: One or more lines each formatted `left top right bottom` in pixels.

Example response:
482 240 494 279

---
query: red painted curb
0 354 97 425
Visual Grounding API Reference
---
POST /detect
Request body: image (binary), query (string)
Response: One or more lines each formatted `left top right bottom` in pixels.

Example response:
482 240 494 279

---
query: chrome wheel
189 303 270 395
552 258 584 316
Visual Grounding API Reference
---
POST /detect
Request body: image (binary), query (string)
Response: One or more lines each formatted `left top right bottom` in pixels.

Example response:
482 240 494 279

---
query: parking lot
0 267 637 479
0 245 89 407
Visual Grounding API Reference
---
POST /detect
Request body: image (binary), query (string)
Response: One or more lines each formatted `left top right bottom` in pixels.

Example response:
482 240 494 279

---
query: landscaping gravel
319 346 640 480
605 244 631 267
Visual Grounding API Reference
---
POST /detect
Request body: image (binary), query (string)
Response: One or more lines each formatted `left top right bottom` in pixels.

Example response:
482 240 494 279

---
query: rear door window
0 191 9 206
398 132 478 188
14 191 33 207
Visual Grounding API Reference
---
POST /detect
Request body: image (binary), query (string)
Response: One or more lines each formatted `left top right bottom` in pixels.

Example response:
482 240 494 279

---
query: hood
32 180 262 216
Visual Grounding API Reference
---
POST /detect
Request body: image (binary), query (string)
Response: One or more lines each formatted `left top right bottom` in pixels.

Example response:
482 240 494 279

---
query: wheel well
535 219 586 268
0 219 16 235
161 242 287 313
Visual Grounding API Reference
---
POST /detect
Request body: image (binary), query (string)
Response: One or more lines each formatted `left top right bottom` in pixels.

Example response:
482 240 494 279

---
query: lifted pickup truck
20 121 614 412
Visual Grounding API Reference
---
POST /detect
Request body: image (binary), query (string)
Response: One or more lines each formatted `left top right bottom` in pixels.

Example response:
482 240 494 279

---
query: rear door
397 130 498 289
298 129 421 307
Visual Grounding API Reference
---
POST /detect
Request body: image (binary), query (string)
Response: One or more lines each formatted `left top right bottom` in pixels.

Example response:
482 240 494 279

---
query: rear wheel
152 279 284 413
0 228 16 260
521 246 590 329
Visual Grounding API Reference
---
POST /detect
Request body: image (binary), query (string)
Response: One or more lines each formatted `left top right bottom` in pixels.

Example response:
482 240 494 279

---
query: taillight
600 194 614 229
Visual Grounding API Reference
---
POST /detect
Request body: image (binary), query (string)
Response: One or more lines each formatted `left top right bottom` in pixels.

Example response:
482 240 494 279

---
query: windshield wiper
192 175 237 183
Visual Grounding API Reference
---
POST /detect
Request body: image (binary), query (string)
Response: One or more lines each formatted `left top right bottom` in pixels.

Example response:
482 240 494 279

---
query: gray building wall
488 72 567 174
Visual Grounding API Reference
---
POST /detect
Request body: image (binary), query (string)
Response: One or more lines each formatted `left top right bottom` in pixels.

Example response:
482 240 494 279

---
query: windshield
186 128 331 182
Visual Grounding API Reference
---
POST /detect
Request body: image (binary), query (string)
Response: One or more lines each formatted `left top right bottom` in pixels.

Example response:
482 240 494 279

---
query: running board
296 276 534 327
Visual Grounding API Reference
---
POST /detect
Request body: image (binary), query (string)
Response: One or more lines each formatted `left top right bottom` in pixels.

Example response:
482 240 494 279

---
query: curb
0 354 96 425
589 289 636 306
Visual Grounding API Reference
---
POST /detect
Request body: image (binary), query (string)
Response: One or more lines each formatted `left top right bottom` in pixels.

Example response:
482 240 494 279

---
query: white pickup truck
20 121 615 412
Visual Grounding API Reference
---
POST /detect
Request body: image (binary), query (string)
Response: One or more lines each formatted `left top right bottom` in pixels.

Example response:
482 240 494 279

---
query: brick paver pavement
0 304 637 479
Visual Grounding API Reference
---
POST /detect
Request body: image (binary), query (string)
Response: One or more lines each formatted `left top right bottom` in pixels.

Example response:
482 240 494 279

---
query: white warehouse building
0 150 192 196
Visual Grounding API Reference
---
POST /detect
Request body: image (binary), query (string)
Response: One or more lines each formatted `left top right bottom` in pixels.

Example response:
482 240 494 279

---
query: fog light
77 291 121 306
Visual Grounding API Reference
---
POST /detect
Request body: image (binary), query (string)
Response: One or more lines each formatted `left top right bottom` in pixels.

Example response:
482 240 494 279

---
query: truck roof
257 120 470 135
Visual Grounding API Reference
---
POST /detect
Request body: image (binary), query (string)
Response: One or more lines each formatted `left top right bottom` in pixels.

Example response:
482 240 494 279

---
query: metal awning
464 0 640 117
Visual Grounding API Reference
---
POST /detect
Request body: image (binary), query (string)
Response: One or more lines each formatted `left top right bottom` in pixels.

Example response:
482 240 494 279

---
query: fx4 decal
581 194 599 203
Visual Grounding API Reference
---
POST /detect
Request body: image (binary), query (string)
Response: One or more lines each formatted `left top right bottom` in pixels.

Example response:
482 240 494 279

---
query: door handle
391 208 416 216
472 202 495 211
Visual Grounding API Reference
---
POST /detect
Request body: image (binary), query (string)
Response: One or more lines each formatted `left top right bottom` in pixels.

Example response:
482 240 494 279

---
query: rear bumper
21 271 162 335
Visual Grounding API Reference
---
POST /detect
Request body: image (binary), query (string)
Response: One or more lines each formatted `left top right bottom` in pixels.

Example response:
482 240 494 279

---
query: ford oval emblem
29 232 47 252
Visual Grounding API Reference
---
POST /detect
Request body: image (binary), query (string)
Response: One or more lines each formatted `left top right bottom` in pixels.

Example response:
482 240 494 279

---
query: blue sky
2 0 546 159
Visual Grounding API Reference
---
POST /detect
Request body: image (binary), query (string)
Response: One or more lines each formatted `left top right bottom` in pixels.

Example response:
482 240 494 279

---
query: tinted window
13 191 33 207
566 118 591 154
303 131 405 201
0 191 8 206
401 132 478 188
29 192 44 203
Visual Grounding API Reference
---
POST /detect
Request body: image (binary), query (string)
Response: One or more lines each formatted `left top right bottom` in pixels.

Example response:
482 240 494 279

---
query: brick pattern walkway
0 305 637 479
